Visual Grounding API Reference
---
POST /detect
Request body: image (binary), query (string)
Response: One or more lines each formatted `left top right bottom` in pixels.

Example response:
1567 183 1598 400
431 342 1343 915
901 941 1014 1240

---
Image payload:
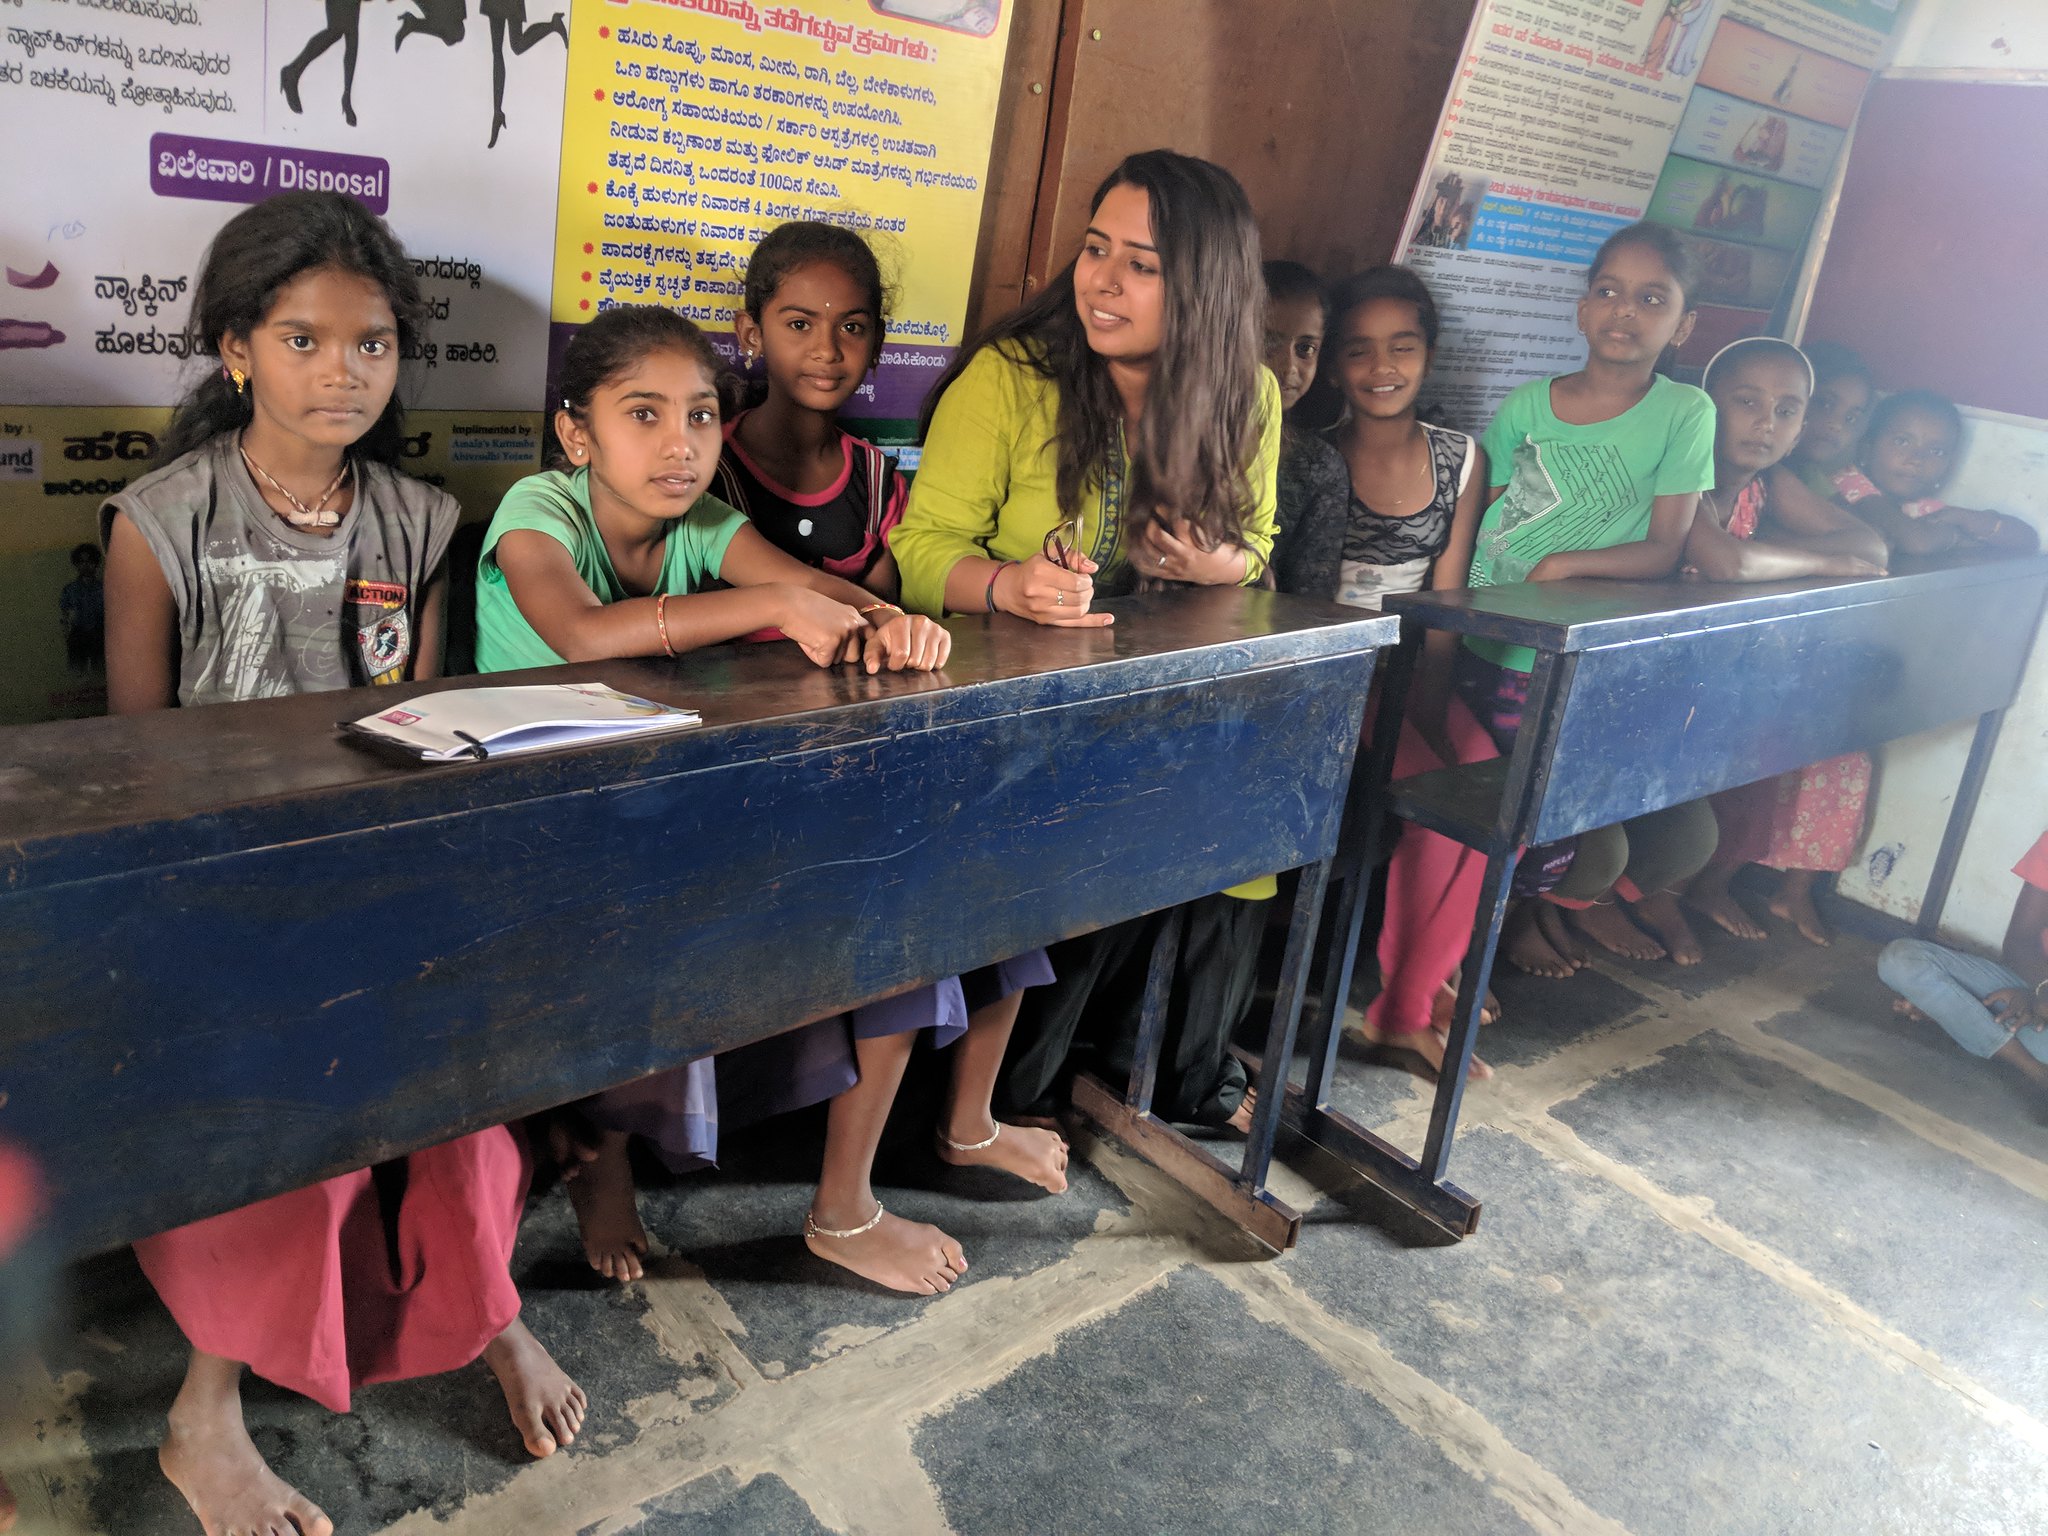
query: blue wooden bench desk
0 587 1396 1261
1287 551 2048 1242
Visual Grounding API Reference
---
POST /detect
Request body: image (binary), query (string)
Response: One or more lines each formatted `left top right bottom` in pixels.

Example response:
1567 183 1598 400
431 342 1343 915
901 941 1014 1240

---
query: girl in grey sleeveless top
100 191 585 1536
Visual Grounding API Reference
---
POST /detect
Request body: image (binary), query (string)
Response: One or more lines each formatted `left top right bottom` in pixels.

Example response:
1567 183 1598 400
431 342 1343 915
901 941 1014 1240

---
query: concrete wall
1890 1 2048 72
1817 1 2048 947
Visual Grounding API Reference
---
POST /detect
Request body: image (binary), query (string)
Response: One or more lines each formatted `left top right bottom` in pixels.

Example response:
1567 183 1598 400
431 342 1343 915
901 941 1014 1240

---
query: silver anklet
938 1122 1001 1154
805 1201 885 1240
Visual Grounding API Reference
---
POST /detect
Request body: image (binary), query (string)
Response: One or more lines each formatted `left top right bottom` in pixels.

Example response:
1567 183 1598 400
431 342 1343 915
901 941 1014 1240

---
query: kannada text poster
0 0 570 722
1397 0 1732 433
550 0 1014 431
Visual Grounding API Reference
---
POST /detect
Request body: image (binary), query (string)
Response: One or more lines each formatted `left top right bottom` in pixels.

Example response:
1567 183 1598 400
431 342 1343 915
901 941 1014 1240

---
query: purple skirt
584 950 1055 1171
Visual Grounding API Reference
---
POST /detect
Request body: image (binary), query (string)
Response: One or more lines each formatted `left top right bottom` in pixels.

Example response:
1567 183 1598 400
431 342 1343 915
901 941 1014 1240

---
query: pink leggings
1365 698 1501 1038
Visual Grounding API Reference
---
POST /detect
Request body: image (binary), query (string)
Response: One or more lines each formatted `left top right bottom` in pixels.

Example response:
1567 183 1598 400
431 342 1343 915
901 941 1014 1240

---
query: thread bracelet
986 560 1016 614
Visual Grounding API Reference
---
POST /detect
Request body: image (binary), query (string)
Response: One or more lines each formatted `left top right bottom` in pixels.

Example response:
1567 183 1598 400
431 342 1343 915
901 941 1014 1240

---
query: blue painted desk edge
0 590 1397 893
1383 552 2048 654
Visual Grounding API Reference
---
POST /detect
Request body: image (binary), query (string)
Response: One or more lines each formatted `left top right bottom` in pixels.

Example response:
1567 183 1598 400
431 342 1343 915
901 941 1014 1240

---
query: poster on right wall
1395 0 1907 433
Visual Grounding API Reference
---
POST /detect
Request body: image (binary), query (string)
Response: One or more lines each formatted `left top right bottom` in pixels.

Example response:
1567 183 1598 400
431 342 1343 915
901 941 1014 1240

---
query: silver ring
1055 589 1065 606
1158 554 1167 569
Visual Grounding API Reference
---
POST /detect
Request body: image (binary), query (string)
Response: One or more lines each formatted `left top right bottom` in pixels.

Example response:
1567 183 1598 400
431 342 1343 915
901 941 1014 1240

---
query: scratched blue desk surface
0 588 1395 1258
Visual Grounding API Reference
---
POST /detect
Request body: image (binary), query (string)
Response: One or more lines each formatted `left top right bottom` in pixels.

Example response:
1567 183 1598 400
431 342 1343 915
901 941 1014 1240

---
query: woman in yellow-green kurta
893 149 1282 1130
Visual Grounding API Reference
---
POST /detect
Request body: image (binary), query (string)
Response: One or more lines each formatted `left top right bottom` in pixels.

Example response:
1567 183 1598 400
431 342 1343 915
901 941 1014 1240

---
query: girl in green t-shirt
479 307 1077 1301
1462 223 1722 979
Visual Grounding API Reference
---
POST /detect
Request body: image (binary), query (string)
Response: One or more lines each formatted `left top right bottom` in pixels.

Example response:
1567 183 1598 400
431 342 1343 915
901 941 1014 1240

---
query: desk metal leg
1239 856 1333 1194
1918 706 2007 939
1123 905 1185 1116
1302 628 1416 1114
1421 848 1517 1181
1073 891 1306 1253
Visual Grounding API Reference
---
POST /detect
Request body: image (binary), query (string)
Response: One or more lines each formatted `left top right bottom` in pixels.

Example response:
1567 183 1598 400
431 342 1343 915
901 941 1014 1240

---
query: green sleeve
893 347 1017 618
1655 385 1719 497
1239 370 1282 577
681 494 751 589
479 471 586 575
1481 384 1531 489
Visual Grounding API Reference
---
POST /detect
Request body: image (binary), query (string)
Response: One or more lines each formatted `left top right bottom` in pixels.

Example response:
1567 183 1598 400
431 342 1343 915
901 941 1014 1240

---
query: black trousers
1000 892 1267 1129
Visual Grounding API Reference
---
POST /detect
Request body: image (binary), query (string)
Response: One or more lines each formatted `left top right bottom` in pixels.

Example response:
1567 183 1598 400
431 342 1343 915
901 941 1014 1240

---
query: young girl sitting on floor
1880 829 2048 1099
101 191 583 1536
476 303 1066 1297
1463 223 1721 976
1832 389 2038 558
1676 337 1888 948
1274 265 1501 1078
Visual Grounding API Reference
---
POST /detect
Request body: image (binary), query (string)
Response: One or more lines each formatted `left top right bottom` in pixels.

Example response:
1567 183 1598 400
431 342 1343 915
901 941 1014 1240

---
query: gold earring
228 367 247 396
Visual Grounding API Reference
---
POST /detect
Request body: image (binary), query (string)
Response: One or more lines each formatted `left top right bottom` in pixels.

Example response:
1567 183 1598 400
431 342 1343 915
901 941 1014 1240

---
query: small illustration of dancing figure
483 0 567 148
281 0 367 127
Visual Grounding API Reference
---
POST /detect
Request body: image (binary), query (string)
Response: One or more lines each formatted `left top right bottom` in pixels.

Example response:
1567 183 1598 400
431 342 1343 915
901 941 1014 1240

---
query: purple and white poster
0 0 568 413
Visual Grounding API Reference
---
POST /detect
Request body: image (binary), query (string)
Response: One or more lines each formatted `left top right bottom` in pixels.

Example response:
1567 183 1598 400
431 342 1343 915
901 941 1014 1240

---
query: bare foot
1356 1024 1492 1080
1503 901 1575 978
1686 874 1767 940
482 1318 586 1459
937 1117 1069 1193
1567 903 1667 961
805 1205 967 1295
1431 979 1501 1029
1630 891 1704 965
160 1381 334 1536
1769 872 1832 946
563 1129 648 1282
1225 1086 1257 1135
1534 901 1589 969
1892 996 1929 1024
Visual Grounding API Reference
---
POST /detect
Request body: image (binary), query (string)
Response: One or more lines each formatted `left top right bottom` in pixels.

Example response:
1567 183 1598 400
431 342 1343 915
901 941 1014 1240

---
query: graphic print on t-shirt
345 576 412 685
1475 436 1636 585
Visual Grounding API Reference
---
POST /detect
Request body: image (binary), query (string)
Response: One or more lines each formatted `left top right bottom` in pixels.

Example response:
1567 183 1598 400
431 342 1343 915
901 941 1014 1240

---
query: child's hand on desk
1985 987 2041 1031
864 612 951 673
1927 505 2000 544
1526 554 1570 581
776 586 870 667
1822 554 1887 578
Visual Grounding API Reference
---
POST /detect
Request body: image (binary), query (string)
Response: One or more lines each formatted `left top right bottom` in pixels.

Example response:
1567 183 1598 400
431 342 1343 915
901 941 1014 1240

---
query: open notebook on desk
342 682 701 762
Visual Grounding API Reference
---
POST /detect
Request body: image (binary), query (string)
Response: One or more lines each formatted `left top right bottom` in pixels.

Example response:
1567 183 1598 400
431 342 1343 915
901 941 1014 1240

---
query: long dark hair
921 149 1266 550
550 305 724 469
156 192 427 468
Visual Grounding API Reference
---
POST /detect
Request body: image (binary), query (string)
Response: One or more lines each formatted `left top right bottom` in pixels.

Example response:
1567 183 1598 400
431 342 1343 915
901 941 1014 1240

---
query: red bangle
986 560 1016 614
654 592 675 658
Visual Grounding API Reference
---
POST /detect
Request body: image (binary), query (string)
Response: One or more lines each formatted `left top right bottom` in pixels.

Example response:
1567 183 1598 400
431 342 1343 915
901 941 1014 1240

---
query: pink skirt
133 1126 529 1414
1711 752 1872 873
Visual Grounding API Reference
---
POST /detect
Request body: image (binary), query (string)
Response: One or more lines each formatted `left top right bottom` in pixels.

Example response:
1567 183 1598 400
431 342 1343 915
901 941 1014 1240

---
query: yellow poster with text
552 0 1014 425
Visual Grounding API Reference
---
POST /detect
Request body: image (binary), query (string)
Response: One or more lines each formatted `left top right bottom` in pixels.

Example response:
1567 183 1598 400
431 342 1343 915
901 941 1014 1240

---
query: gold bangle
857 601 903 620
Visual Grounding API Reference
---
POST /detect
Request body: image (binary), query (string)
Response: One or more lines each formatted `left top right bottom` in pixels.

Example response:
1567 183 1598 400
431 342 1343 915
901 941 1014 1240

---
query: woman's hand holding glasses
994 516 1115 628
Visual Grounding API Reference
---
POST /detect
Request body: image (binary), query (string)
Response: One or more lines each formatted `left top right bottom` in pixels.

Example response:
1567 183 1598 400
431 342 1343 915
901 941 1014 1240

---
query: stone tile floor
6 919 2044 1534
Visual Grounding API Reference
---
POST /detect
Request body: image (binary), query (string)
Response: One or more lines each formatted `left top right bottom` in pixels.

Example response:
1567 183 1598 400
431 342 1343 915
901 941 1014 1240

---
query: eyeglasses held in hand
1043 513 1085 572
